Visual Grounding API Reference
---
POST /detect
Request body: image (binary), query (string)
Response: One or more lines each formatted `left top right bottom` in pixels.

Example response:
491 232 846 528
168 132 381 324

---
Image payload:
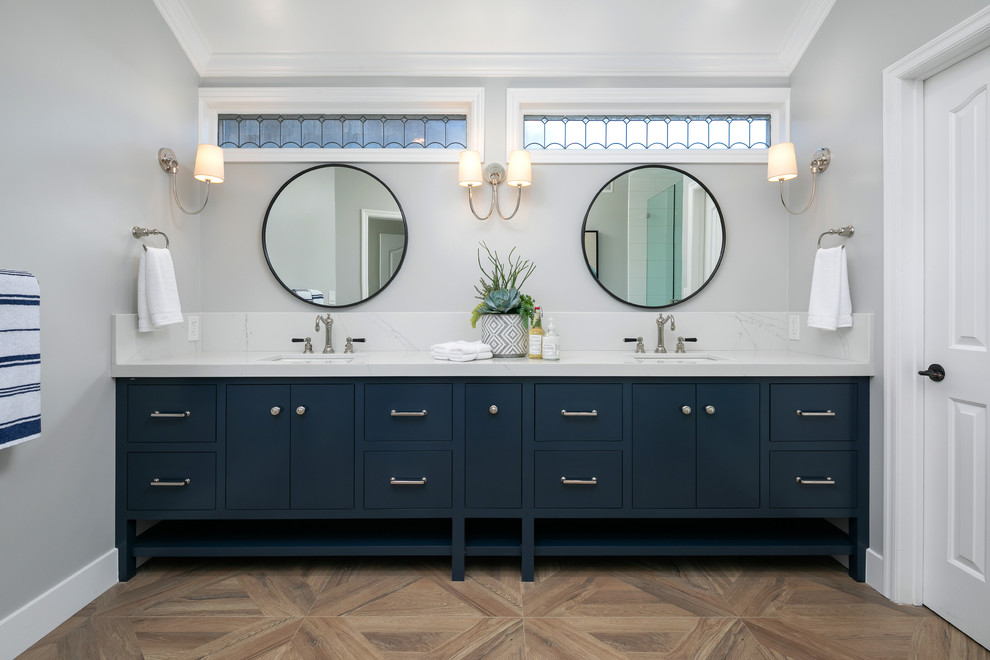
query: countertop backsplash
112 311 871 366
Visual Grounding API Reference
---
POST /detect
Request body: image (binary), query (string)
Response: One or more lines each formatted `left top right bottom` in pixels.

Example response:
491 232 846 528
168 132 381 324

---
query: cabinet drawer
127 452 216 511
534 451 622 508
364 451 452 509
365 384 452 442
127 385 216 443
535 384 622 442
770 384 857 442
770 451 857 509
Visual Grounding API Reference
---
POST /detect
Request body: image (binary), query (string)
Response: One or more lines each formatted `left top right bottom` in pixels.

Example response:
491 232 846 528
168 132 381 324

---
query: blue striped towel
1 270 41 449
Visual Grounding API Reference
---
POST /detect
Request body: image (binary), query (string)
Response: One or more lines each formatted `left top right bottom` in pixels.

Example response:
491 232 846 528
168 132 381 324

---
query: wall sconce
458 150 531 220
158 144 224 215
767 142 830 215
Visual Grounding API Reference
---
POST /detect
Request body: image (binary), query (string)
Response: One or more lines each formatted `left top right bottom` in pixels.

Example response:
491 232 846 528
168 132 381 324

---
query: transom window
523 114 770 151
218 114 467 150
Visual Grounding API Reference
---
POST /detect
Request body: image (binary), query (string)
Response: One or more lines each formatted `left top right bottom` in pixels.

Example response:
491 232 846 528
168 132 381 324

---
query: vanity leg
451 517 465 581
116 518 136 581
521 517 535 583
848 515 868 582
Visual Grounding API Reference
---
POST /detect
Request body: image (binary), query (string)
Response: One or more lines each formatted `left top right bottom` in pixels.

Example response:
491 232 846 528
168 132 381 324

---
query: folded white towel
807 246 852 331
1 269 41 450
430 340 493 361
448 351 494 362
138 247 183 332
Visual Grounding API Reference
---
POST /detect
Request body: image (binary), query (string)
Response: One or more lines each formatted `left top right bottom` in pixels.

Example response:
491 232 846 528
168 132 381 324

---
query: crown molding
199 51 792 79
152 0 210 75
779 0 837 75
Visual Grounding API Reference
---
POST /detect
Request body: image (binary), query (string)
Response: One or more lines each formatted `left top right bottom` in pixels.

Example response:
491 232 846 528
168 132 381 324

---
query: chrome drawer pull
150 411 190 418
796 410 836 417
795 476 835 485
561 477 598 486
561 410 598 417
150 478 191 487
390 477 427 485
391 410 427 417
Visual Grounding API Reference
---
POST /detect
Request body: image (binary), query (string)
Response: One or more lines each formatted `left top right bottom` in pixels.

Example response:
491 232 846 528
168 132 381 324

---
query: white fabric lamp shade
505 150 532 187
767 142 798 182
193 144 224 183
458 150 484 187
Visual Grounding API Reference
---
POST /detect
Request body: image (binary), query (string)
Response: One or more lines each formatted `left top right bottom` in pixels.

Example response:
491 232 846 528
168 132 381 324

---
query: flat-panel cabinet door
227 384 290 510
632 384 696 508
291 384 354 509
465 383 521 509
697 384 760 508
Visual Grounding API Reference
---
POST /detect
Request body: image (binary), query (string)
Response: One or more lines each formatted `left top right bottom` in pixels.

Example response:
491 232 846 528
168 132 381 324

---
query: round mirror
582 165 725 308
263 164 406 307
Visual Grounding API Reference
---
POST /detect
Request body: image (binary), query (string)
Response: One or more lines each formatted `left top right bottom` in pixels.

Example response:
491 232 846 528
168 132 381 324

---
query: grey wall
587 175 630 299
788 0 989 564
201 110 787 319
0 0 199 625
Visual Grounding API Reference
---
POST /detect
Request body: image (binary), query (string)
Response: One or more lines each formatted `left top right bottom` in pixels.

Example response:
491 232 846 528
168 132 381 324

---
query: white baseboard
0 549 118 660
866 547 885 595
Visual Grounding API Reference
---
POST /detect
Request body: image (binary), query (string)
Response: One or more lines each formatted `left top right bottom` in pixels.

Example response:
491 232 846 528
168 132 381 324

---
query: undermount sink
258 353 358 364
630 353 725 363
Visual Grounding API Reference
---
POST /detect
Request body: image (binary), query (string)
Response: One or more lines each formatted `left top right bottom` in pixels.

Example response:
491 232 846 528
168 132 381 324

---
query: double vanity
113 312 872 584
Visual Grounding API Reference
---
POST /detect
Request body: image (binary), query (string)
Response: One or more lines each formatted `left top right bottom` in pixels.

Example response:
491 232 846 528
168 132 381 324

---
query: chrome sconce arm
768 143 831 215
459 150 531 221
159 145 224 216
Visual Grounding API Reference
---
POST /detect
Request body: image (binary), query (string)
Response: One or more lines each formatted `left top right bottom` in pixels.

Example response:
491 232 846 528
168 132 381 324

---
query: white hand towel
447 340 491 356
807 246 852 331
138 247 183 332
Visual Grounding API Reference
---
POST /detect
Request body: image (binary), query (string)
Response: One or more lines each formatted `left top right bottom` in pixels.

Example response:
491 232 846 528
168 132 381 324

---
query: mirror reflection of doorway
361 209 404 298
644 182 682 306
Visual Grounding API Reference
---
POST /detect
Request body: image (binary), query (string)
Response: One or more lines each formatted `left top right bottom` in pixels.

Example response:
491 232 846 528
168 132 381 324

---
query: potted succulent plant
470 242 536 357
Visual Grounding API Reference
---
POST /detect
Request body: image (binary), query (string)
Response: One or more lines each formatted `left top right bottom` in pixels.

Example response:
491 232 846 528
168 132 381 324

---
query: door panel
923 43 990 648
290 384 354 509
697 384 760 508
226 385 290 510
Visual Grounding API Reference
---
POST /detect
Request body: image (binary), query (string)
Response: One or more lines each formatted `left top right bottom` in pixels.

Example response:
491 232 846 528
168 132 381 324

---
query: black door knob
918 364 945 382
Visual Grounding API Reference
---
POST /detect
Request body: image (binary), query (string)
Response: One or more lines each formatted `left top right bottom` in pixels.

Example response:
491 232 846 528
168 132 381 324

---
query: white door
922 44 990 649
379 234 404 286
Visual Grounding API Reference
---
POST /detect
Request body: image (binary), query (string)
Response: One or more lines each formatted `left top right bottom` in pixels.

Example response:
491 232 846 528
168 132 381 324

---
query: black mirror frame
262 163 408 309
581 164 726 309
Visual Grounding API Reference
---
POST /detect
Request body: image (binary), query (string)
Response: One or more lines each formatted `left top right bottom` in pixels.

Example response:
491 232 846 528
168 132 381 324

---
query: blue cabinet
116 376 869 584
226 384 354 510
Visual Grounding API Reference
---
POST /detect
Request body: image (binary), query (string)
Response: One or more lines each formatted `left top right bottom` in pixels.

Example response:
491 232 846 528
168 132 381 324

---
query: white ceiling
153 0 835 79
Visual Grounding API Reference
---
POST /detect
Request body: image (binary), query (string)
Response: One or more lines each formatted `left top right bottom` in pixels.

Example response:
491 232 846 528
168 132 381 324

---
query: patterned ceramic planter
479 313 527 358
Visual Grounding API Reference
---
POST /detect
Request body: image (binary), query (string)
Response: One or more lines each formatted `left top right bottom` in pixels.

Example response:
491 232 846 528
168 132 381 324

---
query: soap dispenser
542 317 560 361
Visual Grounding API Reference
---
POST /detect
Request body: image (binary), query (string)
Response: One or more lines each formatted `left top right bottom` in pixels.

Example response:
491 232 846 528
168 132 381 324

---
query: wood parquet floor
19 556 990 659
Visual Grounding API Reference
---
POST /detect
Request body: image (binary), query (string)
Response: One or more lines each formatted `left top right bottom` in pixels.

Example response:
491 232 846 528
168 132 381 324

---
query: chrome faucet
315 314 334 353
656 314 675 353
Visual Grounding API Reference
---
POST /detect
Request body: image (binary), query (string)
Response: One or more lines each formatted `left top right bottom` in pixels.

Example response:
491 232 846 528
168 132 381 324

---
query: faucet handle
344 337 366 354
675 337 697 354
292 337 313 354
624 337 646 354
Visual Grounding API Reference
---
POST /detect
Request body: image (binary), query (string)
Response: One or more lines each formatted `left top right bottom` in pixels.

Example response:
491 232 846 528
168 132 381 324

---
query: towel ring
132 226 169 250
817 225 854 249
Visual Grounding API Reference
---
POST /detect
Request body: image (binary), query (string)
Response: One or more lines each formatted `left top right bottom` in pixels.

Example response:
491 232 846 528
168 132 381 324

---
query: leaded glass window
523 114 770 151
218 114 468 149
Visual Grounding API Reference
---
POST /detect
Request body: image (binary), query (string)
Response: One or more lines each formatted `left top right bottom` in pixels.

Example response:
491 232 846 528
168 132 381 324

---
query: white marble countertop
111 349 874 379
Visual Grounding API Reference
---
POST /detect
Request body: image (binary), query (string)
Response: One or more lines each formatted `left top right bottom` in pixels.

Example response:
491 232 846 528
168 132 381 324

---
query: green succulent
470 243 537 329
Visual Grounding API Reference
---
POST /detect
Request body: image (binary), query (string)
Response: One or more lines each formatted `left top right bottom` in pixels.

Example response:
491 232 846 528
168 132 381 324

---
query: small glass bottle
542 317 560 360
528 306 544 359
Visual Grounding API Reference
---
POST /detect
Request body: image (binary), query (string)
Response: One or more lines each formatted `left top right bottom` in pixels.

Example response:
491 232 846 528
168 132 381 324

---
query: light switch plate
187 315 200 341
788 314 800 340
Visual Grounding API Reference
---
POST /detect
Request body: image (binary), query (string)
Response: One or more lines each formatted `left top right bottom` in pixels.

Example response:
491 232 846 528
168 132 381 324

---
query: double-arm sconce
458 150 532 220
159 144 225 215
767 142 831 214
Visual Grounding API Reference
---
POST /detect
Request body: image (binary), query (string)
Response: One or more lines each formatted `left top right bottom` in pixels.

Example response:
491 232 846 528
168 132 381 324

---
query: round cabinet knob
705 405 716 415
489 405 499 415
270 406 281 416
296 406 306 416
681 405 692 415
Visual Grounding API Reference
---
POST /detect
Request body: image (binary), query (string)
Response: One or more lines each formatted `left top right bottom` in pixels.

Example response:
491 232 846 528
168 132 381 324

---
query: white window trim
199 87 484 163
506 87 790 164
